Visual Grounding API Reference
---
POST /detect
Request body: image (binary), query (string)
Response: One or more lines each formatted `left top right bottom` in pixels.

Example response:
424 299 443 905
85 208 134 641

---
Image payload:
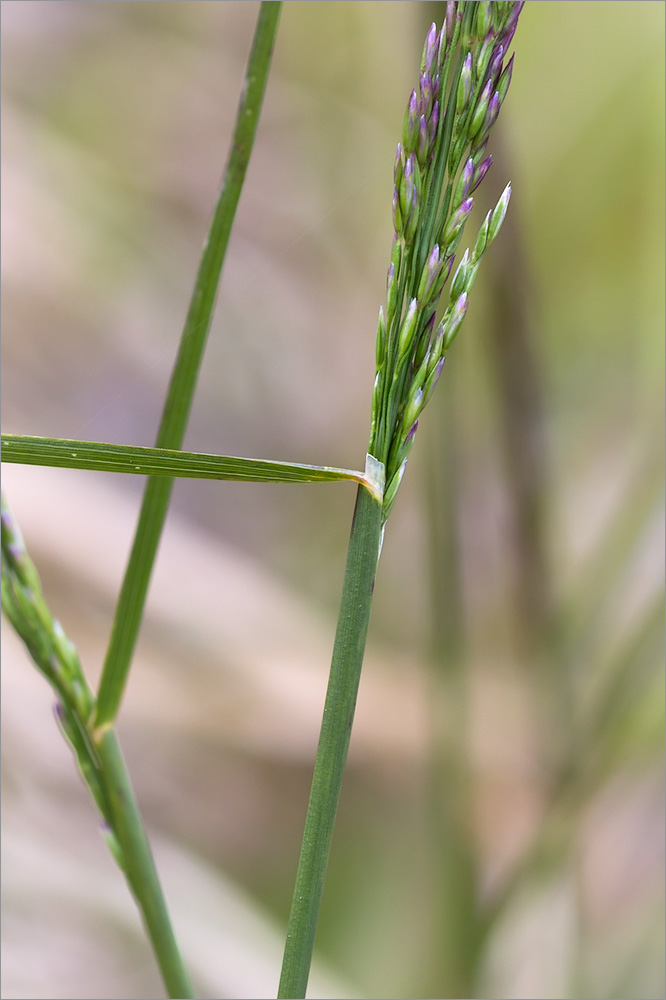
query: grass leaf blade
94 1 282 728
1 434 367 487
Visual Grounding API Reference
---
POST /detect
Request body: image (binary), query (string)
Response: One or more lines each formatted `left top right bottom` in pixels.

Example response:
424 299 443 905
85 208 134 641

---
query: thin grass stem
278 484 383 999
94 0 282 728
94 729 194 999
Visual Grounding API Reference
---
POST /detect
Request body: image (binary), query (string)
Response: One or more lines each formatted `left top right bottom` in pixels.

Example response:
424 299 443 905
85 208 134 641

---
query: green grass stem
278 483 383 999
94 0 282 728
94 729 194 1000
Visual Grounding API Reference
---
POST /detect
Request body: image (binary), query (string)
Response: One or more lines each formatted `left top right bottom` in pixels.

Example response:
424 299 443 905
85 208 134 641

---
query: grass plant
10 3 658 999
2 2 525 996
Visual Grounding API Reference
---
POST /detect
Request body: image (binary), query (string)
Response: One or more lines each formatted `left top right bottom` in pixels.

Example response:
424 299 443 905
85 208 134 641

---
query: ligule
368 0 523 522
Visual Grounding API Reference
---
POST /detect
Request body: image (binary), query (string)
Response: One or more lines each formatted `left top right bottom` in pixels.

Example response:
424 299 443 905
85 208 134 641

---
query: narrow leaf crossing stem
278 484 383 999
0 434 371 490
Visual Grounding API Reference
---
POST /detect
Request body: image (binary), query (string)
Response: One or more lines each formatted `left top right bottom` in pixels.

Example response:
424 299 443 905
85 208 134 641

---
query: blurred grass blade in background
1 3 283 998
94 0 282 729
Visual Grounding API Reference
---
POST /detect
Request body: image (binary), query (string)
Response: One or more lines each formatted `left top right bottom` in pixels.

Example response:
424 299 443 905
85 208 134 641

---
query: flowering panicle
0 493 119 849
368 0 524 520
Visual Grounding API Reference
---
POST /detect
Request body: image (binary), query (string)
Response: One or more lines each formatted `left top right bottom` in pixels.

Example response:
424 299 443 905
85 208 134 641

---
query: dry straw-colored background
2 2 664 998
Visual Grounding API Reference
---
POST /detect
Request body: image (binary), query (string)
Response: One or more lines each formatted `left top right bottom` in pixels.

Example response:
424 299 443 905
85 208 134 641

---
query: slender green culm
280 3 523 995
278 485 383 999
0 494 194 999
94 0 282 729
94 729 194 999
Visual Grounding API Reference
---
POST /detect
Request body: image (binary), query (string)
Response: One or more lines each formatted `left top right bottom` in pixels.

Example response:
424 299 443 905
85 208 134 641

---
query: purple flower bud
413 312 434 369
468 79 493 141
472 209 492 261
402 92 419 154
376 306 387 369
399 153 414 219
500 22 518 50
488 182 512 245
454 157 475 206
436 24 446 68
470 154 492 194
502 0 525 39
456 53 473 114
392 189 402 236
427 324 446 376
443 197 473 245
417 115 430 168
478 92 501 142
384 458 408 514
450 248 470 301
475 36 498 86
419 72 434 116
498 3 525 52
443 292 469 349
417 243 441 300
421 23 438 78
445 2 457 46
431 98 440 126
53 701 65 722
490 46 505 85
475 0 492 41
391 234 402 270
403 387 424 433
398 154 421 243
421 356 446 408
387 256 399 316
393 142 404 187
427 102 440 151
404 185 419 243
430 253 455 302
397 298 419 358
453 291 469 321
497 53 514 105
388 419 419 486
405 420 419 445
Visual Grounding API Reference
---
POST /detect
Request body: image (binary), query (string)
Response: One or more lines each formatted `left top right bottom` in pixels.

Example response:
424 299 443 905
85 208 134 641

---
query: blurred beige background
2 3 664 999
